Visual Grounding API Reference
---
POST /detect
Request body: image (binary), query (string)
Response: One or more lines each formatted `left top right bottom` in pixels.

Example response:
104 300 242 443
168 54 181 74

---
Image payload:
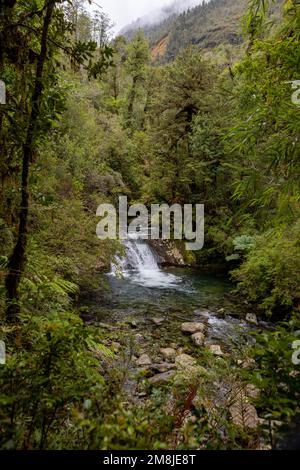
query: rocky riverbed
81 253 269 440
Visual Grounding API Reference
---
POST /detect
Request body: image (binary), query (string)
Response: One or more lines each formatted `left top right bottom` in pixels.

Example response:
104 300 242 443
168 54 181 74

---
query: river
83 236 259 354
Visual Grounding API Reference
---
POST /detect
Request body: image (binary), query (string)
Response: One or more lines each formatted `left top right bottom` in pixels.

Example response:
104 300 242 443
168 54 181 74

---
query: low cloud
89 1 205 34
122 0 203 32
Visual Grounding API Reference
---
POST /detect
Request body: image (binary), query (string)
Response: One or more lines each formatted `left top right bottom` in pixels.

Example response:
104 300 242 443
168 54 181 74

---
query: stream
83 236 261 355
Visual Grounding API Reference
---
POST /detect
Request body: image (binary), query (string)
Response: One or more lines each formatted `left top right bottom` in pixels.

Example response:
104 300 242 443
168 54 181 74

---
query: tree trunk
5 1 56 322
113 68 118 101
127 75 138 126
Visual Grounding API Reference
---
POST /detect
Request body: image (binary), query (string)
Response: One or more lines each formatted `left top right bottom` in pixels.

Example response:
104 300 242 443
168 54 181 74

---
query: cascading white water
111 233 180 289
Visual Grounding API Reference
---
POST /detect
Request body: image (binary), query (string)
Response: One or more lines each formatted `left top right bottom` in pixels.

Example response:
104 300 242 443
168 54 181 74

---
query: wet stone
181 322 206 335
191 332 205 346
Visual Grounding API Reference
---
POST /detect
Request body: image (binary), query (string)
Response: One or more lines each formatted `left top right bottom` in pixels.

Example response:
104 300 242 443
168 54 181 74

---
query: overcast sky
88 0 201 34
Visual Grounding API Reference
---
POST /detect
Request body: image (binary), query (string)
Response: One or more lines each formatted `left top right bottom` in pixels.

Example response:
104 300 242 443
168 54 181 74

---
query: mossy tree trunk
5 1 56 322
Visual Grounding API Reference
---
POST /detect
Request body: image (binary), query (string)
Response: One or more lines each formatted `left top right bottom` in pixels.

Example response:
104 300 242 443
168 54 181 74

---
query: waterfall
110 234 180 289
122 238 159 272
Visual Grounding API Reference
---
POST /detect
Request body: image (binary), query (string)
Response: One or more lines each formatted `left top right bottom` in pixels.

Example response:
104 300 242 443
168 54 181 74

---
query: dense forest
0 0 299 451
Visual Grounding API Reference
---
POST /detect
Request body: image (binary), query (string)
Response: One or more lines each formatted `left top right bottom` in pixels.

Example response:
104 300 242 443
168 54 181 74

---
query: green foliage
232 221 300 314
124 31 151 129
0 312 105 449
0 0 299 452
143 48 216 203
233 236 255 252
228 1 300 221
86 398 174 450
223 0 300 314
226 235 255 261
245 316 300 447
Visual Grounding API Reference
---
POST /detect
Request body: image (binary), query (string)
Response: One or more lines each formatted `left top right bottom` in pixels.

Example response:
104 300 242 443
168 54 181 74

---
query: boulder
148 240 185 266
246 313 258 325
181 322 206 335
160 348 176 361
175 354 197 369
175 354 207 377
136 354 152 366
151 317 165 326
194 309 211 318
191 332 205 346
208 344 223 356
151 363 176 374
149 370 175 385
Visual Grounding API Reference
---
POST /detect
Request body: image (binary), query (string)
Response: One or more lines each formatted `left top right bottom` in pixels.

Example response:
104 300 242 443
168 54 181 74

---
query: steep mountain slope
122 0 282 61
166 0 248 59
123 0 247 58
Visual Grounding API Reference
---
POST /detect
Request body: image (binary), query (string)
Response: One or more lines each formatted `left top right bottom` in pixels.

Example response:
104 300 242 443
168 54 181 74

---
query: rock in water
191 332 205 346
194 310 211 318
160 348 176 361
181 322 206 335
136 354 152 366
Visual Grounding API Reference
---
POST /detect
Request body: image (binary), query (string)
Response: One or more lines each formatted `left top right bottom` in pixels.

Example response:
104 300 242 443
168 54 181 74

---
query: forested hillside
0 0 299 452
124 0 282 60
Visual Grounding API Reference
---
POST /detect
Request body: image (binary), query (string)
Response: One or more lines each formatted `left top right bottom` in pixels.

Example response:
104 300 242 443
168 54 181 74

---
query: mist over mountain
120 0 203 34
